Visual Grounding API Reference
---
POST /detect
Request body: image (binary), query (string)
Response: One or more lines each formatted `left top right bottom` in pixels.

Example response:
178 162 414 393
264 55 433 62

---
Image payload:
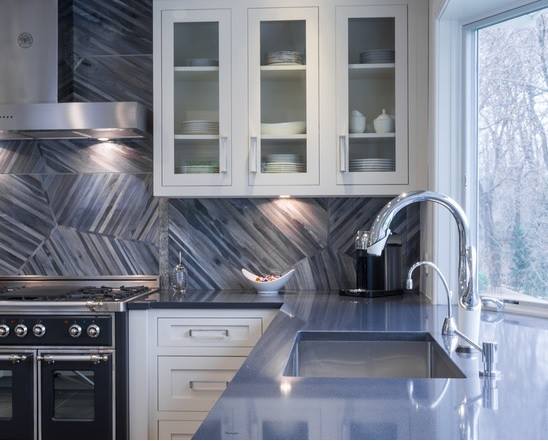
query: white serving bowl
261 121 306 136
241 268 295 294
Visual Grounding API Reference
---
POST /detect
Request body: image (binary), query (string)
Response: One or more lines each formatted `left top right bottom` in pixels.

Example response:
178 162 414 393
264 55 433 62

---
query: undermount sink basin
283 331 465 379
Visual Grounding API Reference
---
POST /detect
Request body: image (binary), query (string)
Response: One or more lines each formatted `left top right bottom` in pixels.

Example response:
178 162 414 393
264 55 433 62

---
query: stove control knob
14 324 27 338
87 324 100 338
0 325 9 338
33 324 46 338
68 324 82 338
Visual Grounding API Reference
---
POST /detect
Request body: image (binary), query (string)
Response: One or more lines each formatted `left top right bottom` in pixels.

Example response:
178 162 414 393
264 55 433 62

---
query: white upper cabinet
159 9 232 187
153 0 428 197
247 7 319 187
335 5 408 185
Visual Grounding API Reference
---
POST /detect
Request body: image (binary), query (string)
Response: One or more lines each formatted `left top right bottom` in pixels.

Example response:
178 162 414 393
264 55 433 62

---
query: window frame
461 0 548 314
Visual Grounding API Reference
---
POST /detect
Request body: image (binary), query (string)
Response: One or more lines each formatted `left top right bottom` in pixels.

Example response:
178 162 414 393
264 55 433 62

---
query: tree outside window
477 8 548 302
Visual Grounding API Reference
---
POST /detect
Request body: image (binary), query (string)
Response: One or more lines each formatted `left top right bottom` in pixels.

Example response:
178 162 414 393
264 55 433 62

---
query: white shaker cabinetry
128 308 277 440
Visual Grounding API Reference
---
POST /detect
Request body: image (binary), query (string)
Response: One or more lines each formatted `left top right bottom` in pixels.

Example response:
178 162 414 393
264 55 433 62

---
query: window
474 4 548 304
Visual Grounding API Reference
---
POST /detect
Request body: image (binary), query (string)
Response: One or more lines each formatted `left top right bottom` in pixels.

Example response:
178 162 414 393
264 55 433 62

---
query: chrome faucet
367 191 479 312
406 259 499 377
406 261 457 336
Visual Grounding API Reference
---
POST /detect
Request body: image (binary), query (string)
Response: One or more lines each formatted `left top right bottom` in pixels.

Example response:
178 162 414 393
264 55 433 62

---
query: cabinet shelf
349 133 395 139
261 134 307 141
261 65 306 81
174 66 219 81
348 63 395 80
175 134 220 140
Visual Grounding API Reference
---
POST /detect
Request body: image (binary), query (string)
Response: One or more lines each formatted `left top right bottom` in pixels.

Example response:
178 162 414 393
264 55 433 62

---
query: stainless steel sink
283 331 465 379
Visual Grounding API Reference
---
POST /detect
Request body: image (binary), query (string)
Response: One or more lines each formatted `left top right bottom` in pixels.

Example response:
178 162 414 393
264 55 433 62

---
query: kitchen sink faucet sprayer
366 191 481 348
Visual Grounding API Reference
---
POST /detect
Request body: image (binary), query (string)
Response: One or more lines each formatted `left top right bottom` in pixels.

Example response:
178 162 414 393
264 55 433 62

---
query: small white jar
350 110 366 133
373 109 395 133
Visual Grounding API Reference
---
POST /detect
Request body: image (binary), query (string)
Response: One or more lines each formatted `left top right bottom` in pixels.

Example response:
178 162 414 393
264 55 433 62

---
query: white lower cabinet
158 356 245 412
158 420 203 440
129 308 278 440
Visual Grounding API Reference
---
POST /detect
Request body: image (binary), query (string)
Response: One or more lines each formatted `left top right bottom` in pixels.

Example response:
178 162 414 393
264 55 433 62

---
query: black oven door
39 352 113 440
0 352 34 440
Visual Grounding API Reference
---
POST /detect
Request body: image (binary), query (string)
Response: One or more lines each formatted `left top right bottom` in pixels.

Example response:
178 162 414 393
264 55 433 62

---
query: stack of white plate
265 50 304 65
349 158 395 172
175 163 220 174
181 120 219 135
360 49 395 64
262 153 305 173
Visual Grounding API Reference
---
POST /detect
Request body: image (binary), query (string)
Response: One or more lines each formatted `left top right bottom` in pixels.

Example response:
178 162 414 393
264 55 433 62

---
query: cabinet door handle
38 354 109 364
0 354 28 364
220 136 228 173
339 135 349 173
249 136 258 173
188 329 229 339
188 380 229 391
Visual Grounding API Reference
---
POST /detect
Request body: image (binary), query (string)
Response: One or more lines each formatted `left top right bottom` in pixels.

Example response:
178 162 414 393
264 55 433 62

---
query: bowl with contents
241 268 295 294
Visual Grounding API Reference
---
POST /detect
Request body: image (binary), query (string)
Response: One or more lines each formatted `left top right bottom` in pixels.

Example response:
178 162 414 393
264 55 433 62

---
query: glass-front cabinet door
161 9 231 186
248 8 319 186
336 5 408 185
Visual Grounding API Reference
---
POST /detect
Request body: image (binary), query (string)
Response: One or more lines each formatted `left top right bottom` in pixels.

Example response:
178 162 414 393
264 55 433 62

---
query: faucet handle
480 342 500 378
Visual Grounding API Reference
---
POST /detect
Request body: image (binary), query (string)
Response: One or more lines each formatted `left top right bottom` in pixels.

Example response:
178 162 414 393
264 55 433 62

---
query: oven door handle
37 354 110 364
0 354 28 363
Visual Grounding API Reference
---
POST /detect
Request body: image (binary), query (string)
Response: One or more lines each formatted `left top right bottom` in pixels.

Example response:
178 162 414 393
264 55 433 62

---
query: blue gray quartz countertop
130 290 548 439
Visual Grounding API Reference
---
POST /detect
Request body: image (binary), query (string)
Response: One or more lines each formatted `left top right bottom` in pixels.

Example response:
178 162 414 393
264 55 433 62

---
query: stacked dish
265 50 304 65
175 161 219 174
261 121 306 136
183 58 219 67
181 120 219 135
349 158 395 172
360 49 395 64
263 153 305 174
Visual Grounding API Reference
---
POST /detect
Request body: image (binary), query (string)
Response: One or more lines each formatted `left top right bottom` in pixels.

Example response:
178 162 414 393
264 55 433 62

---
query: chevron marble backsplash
0 0 420 290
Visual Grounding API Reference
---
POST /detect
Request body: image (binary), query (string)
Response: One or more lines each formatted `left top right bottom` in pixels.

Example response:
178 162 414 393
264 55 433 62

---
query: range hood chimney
0 0 147 141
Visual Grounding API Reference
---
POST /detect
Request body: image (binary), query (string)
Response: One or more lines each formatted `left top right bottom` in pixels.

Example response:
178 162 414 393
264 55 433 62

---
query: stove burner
120 285 148 295
80 286 114 295
64 286 149 302
0 285 151 302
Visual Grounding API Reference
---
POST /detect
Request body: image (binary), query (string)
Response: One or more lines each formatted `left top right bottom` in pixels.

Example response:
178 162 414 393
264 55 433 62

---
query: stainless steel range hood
0 0 148 141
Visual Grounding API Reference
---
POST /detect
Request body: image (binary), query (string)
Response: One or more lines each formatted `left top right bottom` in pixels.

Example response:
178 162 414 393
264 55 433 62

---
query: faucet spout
367 191 479 311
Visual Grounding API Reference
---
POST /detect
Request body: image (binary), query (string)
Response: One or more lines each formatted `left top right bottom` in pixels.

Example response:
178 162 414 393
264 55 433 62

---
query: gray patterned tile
168 198 328 290
0 141 46 174
21 226 158 276
286 247 356 291
43 173 158 244
73 0 152 57
0 176 56 273
73 55 153 110
39 139 152 174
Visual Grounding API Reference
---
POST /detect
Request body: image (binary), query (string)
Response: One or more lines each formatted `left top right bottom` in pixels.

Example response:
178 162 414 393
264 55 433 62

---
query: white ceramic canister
350 110 367 133
373 109 395 133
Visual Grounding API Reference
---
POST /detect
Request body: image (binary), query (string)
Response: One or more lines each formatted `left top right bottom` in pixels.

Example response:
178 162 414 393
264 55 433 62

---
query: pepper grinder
171 251 188 292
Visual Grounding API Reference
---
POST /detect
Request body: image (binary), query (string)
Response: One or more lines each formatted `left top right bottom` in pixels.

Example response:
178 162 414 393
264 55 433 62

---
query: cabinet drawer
158 356 245 412
158 420 202 440
157 317 262 347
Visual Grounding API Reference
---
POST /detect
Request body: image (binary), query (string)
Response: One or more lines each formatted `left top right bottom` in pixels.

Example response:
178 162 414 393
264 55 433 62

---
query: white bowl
261 121 306 136
241 268 295 294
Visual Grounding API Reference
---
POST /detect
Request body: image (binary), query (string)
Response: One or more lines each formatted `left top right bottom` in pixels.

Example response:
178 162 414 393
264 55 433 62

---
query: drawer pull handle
189 380 229 391
188 329 229 339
